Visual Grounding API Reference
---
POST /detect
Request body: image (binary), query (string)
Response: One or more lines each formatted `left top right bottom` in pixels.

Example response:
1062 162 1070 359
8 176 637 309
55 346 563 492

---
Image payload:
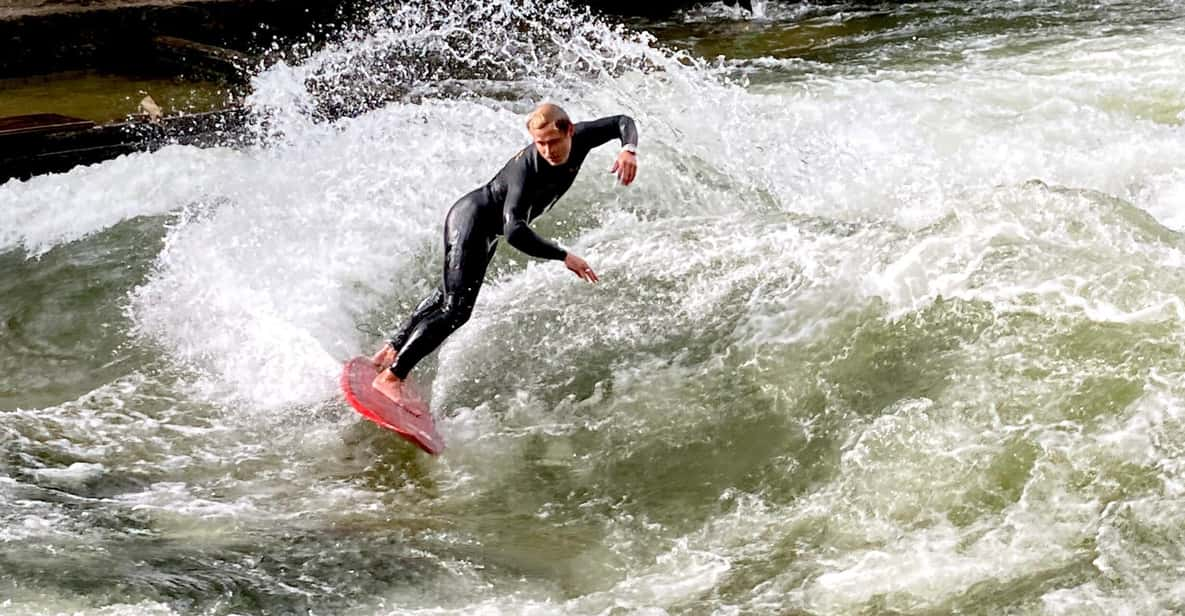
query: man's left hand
611 150 637 186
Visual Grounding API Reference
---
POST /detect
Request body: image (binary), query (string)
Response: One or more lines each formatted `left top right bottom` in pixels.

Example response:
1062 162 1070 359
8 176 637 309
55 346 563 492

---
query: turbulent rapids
3 1 1185 614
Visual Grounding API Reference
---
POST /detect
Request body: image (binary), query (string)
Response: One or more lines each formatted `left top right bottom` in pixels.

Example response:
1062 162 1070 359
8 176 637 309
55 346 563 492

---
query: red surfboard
340 356 444 454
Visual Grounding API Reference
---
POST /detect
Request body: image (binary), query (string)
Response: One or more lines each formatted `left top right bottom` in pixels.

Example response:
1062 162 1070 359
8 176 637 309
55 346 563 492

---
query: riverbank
0 0 352 182
0 0 756 183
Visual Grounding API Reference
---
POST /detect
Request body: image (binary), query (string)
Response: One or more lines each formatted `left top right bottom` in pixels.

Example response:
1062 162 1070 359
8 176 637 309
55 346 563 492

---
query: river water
3 1 1185 614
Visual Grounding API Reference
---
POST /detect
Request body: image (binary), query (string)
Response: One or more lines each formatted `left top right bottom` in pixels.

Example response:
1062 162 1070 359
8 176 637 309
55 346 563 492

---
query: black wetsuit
387 115 639 379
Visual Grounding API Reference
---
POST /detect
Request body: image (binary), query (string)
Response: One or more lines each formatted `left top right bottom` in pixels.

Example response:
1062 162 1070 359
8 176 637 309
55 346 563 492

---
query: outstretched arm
576 115 639 186
576 115 639 149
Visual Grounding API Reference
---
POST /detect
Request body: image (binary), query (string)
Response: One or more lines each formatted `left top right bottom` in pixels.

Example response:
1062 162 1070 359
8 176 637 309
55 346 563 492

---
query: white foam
128 101 527 409
28 462 106 489
0 146 243 256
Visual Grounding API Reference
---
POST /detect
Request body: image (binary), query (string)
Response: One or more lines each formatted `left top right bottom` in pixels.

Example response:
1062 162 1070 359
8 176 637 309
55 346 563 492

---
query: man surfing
370 103 639 403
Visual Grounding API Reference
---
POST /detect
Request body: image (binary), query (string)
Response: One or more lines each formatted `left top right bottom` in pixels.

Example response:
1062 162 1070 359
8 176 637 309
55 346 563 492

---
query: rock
138 95 163 122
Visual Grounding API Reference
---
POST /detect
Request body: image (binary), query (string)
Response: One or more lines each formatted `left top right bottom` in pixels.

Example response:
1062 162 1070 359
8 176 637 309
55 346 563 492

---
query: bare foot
371 369 404 402
371 369 424 417
372 343 397 372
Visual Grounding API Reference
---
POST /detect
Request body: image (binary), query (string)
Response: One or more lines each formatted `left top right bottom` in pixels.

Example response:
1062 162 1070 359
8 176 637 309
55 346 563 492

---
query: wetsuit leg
387 289 444 350
389 198 498 379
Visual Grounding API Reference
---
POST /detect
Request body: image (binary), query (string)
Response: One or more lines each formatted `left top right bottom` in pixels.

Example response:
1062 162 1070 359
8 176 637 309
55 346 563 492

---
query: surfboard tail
340 357 445 454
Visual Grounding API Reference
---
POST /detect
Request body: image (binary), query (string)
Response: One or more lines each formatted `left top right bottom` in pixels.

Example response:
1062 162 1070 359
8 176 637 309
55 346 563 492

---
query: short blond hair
525 103 571 132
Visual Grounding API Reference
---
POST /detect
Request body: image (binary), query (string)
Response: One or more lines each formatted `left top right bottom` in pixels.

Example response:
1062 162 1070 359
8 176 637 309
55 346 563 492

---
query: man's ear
566 123 575 137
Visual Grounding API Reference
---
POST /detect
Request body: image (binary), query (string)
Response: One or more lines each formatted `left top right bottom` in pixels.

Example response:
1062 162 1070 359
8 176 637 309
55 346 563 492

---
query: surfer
370 103 639 402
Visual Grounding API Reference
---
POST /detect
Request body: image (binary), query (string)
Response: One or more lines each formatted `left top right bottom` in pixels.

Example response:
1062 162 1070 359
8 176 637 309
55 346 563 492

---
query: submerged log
0 114 95 138
152 35 258 83
0 108 249 184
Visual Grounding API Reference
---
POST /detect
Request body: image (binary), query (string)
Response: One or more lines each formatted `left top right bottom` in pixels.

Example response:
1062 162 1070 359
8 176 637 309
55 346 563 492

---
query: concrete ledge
0 0 230 19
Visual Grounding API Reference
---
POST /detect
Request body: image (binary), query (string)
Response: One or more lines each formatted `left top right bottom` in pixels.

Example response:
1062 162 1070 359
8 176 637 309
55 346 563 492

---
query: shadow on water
0 423 462 616
339 417 441 492
1 420 456 615
0 215 168 411
813 297 995 416
0 523 449 615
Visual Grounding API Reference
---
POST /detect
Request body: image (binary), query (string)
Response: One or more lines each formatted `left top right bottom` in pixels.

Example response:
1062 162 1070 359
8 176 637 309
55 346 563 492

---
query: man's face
530 123 575 166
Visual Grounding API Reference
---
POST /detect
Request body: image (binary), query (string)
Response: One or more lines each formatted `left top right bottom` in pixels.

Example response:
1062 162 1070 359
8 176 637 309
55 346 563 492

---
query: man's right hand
564 253 599 283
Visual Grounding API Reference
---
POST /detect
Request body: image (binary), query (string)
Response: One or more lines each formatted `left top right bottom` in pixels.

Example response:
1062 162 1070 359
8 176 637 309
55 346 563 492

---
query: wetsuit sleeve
503 183 567 261
574 115 639 149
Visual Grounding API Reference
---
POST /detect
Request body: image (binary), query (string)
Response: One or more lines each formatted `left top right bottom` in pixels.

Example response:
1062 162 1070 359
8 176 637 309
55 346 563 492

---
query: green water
0 71 232 123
